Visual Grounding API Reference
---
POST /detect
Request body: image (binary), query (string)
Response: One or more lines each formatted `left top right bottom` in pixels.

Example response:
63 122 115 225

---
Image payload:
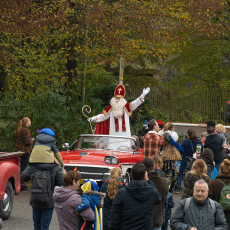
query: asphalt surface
1 186 182 230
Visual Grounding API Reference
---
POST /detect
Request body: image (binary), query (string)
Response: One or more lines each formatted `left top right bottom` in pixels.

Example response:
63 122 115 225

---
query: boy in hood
76 179 106 230
29 128 66 173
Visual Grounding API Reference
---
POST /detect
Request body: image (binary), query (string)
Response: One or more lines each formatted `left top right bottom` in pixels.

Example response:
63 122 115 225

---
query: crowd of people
15 114 230 230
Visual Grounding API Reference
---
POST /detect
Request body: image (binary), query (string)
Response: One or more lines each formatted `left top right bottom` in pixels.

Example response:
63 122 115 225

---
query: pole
119 57 124 85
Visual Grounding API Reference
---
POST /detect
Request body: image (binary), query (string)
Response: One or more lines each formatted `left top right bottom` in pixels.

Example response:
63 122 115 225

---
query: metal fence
126 85 230 124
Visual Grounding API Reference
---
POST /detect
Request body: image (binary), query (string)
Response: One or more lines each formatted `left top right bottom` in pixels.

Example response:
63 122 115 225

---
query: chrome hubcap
3 191 9 211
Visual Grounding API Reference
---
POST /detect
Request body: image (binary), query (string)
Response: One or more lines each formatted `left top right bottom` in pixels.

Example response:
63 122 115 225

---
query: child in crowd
201 132 207 146
29 128 66 173
76 179 106 230
153 155 166 178
162 179 174 230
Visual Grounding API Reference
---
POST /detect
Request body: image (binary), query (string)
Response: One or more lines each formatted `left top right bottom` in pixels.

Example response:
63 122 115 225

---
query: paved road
1 186 182 230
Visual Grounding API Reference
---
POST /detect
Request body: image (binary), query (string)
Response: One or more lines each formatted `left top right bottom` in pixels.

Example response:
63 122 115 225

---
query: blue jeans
176 171 183 187
153 226 161 230
32 207 53 230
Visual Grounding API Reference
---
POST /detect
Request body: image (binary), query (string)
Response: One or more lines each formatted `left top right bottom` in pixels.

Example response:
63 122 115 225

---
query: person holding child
53 171 95 230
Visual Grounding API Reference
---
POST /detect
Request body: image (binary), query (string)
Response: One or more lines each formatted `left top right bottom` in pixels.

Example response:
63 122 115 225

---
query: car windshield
75 135 138 153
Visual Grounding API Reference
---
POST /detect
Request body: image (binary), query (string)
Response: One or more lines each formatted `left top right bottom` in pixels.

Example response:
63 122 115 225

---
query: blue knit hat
38 128 55 137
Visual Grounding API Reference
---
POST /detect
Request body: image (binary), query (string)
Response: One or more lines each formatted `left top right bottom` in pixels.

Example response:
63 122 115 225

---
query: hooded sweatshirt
53 186 95 230
204 133 223 164
29 133 64 166
109 180 161 230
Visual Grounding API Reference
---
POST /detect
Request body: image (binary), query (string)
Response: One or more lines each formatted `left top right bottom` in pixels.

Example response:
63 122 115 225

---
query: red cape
95 103 132 135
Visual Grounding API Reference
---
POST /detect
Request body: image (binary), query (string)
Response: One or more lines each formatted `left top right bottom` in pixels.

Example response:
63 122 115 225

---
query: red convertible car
60 134 143 184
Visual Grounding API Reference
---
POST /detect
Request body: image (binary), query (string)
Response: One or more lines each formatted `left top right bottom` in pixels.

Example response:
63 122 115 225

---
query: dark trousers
32 207 53 230
176 171 183 187
20 153 30 173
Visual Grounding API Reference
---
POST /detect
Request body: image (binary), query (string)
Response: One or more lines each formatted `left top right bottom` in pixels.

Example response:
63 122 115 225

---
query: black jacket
100 178 124 227
170 197 228 230
184 155 214 178
108 180 161 230
21 163 65 209
204 133 223 164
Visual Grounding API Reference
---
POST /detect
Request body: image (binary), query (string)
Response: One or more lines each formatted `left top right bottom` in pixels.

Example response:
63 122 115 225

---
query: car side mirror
62 143 70 150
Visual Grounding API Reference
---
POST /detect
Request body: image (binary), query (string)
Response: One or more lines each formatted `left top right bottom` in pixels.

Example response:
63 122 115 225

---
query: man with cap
204 121 223 171
29 128 66 173
88 85 150 137
143 119 164 158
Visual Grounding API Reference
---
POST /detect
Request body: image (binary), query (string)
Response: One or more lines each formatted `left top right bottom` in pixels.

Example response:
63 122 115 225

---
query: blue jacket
165 192 174 220
180 138 203 171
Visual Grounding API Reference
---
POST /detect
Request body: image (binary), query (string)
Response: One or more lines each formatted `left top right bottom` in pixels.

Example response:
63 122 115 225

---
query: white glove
88 117 96 122
140 87 150 100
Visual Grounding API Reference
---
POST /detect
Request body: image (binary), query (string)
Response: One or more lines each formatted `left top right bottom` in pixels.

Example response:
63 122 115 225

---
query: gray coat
170 197 228 230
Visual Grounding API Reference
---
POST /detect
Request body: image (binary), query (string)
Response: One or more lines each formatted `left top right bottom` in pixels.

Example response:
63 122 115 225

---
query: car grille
64 166 110 180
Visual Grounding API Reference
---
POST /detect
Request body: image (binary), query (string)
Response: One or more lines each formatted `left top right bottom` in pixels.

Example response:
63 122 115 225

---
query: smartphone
196 144 202 154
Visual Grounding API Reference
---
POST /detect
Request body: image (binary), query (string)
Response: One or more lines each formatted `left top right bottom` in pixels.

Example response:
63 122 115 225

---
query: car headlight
105 156 119 165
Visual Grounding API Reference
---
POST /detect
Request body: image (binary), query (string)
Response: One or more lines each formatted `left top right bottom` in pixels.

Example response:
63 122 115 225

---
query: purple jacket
53 186 95 230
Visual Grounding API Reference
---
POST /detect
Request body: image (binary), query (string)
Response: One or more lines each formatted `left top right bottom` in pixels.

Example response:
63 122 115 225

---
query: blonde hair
201 132 207 137
189 159 207 176
219 159 230 174
163 122 174 132
216 124 226 133
152 155 163 168
107 168 122 200
14 117 30 137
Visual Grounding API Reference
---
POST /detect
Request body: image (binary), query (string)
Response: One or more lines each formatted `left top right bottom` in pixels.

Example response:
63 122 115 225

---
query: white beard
110 97 127 119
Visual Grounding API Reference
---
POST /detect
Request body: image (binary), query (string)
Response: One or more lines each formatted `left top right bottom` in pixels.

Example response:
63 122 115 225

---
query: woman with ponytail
14 117 34 175
100 168 124 230
208 159 230 230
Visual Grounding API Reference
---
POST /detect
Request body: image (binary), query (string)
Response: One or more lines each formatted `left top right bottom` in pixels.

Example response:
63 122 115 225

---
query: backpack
31 169 52 204
217 179 230 211
184 197 216 214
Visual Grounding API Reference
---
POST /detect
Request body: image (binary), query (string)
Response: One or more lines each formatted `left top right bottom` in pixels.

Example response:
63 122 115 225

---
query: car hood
60 149 140 166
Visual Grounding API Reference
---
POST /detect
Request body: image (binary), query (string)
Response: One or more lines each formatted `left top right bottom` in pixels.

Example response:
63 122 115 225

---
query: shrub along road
2 186 182 230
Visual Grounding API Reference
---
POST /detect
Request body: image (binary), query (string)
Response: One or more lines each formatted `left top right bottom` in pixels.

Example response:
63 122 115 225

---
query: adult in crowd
143 119 164 158
108 162 161 230
137 117 152 148
100 168 124 230
14 117 35 174
158 122 179 142
53 171 95 230
170 179 228 230
161 131 181 192
183 148 214 178
21 162 64 230
152 155 165 178
216 124 228 148
204 120 223 171
178 129 203 192
142 158 168 230
182 159 211 199
208 159 230 230
29 128 65 174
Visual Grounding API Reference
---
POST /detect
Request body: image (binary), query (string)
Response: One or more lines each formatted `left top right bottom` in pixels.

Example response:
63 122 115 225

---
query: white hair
110 97 127 119
194 179 209 189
